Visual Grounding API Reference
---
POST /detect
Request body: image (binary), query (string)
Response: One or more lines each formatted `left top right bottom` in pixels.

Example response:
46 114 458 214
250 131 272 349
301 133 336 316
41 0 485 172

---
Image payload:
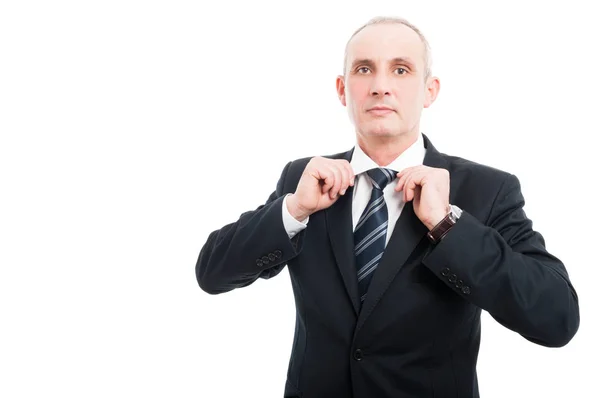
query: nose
370 74 391 97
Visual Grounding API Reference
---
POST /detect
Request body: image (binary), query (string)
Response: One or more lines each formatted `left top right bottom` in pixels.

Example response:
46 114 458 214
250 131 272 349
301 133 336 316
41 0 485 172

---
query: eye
357 67 371 74
395 67 407 75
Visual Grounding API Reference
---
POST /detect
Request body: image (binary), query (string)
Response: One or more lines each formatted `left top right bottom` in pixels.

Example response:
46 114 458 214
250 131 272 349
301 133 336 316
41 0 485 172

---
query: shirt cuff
282 194 309 239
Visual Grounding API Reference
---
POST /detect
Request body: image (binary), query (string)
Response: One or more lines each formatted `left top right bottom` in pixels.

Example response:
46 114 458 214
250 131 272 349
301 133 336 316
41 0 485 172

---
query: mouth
367 107 395 116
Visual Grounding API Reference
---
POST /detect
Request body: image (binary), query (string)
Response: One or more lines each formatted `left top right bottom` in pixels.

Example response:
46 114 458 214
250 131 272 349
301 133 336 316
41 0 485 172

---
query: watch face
450 205 462 220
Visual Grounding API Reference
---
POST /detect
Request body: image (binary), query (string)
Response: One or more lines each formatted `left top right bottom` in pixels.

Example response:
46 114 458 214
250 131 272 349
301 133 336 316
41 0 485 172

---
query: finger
333 161 348 195
396 168 413 191
396 168 414 192
405 176 420 202
333 164 347 196
408 169 430 201
404 178 412 202
394 178 402 192
338 165 350 195
408 170 428 196
320 169 335 194
342 160 354 194
328 165 343 199
407 180 417 202
346 162 355 187
395 172 405 192
399 168 427 193
396 165 418 180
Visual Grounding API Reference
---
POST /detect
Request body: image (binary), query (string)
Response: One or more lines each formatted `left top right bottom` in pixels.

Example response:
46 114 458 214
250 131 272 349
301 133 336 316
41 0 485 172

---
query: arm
422 173 580 347
196 161 306 294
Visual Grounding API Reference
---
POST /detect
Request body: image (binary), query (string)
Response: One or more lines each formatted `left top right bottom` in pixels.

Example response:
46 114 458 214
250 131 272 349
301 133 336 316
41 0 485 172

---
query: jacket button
268 253 276 261
261 256 269 263
441 267 450 277
353 349 363 361
462 286 471 295
256 259 263 267
274 250 282 258
448 274 457 283
455 279 463 288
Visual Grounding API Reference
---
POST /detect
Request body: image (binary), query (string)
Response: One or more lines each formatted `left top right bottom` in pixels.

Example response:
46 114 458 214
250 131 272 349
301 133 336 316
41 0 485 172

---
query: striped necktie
354 167 398 305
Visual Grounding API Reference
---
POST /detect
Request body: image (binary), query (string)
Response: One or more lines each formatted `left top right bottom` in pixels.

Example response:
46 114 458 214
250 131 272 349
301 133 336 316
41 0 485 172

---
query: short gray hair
343 16 432 80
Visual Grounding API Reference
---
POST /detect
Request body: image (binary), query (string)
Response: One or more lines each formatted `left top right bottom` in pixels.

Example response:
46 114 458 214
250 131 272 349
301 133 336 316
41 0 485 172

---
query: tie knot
366 167 397 190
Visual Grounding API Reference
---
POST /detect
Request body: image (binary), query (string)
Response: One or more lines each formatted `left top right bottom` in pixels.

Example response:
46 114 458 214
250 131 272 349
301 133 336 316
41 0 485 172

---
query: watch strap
427 205 461 244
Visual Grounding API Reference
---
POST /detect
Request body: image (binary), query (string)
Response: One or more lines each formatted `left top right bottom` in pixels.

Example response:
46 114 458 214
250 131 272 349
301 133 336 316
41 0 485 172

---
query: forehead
346 23 425 69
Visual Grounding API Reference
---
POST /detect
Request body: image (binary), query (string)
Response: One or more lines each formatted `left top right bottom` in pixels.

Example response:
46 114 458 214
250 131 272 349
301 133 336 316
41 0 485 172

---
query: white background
1 1 598 397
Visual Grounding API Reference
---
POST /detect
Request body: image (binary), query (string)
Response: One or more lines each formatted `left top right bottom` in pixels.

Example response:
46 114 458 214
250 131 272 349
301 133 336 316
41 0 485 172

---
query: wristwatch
427 204 462 244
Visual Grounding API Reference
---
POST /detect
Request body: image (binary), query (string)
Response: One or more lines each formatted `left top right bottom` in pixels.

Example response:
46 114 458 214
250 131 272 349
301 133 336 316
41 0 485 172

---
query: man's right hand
287 157 355 222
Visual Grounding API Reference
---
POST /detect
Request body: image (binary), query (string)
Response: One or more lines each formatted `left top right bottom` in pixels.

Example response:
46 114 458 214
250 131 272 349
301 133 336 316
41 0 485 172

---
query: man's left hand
394 166 450 230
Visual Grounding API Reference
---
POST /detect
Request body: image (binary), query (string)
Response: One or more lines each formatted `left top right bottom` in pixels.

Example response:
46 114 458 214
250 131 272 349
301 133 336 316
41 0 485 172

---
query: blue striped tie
354 167 398 305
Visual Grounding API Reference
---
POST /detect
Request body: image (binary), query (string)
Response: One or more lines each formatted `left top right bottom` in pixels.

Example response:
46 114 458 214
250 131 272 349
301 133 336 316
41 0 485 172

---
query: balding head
343 16 432 80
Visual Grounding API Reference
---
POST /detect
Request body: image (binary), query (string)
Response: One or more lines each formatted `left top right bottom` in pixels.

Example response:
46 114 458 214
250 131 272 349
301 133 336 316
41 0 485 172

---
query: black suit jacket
196 133 579 398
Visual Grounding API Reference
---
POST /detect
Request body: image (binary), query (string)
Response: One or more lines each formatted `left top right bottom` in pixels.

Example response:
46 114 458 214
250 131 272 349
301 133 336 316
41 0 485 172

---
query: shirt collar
350 133 426 176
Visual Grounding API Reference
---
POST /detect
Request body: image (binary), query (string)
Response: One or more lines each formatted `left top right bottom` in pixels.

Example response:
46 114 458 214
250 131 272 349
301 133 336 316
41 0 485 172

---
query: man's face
337 23 438 141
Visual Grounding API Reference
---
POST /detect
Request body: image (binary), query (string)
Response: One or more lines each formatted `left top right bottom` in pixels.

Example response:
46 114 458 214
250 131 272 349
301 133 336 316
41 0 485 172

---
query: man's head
336 17 440 144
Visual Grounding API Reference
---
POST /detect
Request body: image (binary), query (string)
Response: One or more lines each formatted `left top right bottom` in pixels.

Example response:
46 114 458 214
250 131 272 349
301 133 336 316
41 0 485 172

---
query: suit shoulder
440 152 520 222
443 152 514 185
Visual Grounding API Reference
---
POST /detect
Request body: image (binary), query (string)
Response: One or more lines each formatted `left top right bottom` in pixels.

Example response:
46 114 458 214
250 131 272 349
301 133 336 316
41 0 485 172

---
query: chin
362 121 401 137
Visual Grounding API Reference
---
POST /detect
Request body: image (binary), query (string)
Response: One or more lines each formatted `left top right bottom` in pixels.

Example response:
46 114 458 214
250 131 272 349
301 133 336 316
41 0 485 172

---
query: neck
356 132 420 167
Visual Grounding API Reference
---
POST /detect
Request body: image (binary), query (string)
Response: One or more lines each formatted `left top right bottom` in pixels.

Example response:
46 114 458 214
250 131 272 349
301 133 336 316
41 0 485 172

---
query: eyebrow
350 57 417 71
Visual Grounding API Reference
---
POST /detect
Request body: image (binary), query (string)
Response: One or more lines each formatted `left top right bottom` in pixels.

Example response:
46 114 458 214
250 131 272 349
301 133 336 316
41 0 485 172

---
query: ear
423 76 440 108
336 75 347 106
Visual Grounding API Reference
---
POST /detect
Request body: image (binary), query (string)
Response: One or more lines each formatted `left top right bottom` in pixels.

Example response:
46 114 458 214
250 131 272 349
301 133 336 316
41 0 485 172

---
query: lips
367 106 395 116
368 106 394 111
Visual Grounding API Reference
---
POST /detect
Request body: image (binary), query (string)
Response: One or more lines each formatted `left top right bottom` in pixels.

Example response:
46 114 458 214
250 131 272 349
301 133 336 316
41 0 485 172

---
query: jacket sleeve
196 161 305 295
422 173 580 347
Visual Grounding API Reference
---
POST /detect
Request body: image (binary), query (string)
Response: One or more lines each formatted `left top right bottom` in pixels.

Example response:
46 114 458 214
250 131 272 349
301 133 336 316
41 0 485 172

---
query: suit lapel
325 133 450 322
325 147 361 315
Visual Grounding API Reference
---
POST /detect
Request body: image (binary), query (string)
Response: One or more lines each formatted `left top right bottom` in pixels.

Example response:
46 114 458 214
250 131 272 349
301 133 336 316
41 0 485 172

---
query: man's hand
394 166 450 230
287 157 355 222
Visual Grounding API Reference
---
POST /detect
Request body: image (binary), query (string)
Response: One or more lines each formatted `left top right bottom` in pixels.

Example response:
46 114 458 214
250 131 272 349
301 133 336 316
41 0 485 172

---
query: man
196 16 580 398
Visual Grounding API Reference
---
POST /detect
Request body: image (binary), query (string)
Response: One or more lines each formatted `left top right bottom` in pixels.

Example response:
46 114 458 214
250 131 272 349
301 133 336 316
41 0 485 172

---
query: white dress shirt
282 133 426 245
